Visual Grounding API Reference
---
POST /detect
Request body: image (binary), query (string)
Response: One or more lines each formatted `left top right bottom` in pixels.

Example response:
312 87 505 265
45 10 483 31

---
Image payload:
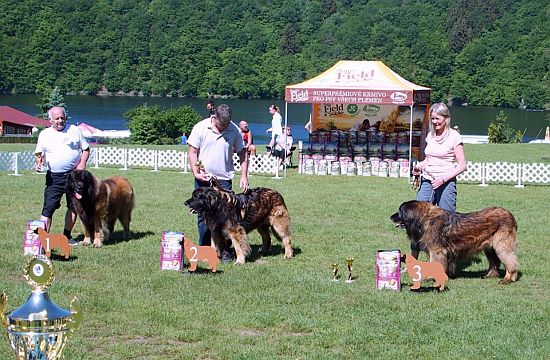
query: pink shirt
422 129 463 181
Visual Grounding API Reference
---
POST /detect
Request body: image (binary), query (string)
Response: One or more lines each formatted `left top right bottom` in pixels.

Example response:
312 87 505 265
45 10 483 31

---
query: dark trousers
195 178 232 246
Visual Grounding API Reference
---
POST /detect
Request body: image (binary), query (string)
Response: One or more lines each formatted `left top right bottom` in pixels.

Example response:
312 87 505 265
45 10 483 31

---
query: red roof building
0 106 50 136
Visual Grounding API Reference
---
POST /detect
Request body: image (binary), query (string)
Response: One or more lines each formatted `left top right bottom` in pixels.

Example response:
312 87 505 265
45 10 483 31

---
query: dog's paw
82 238 92 246
498 278 513 285
92 241 103 248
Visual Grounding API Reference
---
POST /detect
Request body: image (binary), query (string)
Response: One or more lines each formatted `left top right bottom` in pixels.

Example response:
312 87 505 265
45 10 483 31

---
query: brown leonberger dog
390 200 518 284
67 169 134 248
184 185 293 265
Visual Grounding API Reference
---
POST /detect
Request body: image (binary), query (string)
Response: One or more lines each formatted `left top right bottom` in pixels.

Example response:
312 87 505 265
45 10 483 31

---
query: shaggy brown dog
183 237 219 272
67 170 134 248
184 186 292 265
34 228 72 259
390 201 518 284
403 253 448 291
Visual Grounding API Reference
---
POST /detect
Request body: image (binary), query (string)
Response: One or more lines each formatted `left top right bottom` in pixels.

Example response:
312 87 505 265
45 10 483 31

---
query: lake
1 94 547 142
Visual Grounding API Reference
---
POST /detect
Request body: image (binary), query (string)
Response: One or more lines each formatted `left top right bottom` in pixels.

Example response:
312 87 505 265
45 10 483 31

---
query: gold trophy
331 263 339 282
1 255 81 359
345 257 355 283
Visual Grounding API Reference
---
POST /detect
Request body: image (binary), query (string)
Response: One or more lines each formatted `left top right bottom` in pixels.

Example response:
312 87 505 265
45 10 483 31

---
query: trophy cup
345 257 354 284
1 255 81 360
331 263 339 282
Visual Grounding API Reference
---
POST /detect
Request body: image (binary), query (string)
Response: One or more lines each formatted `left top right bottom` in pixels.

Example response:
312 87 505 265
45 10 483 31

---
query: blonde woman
412 103 466 212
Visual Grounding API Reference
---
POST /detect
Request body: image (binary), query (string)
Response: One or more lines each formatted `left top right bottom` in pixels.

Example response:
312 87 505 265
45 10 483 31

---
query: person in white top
187 104 249 262
268 104 283 149
34 106 90 243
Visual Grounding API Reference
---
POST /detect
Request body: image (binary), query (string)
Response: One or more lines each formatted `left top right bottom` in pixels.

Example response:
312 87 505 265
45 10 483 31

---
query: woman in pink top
412 103 467 212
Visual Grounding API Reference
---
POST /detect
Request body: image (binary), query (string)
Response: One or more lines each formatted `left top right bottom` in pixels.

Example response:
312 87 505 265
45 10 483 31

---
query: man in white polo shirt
35 106 90 244
187 104 249 262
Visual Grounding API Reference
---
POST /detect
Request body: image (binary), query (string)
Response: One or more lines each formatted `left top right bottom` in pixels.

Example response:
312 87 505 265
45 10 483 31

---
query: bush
488 111 521 143
125 105 201 145
0 136 37 144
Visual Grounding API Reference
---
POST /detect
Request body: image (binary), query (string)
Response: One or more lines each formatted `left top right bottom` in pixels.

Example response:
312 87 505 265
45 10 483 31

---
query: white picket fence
2 148 550 187
0 147 279 176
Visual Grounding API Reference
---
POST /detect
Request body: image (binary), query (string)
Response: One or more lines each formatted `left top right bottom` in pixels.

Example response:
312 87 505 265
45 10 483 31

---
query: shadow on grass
50 252 78 262
246 244 302 262
181 267 223 275
73 230 155 246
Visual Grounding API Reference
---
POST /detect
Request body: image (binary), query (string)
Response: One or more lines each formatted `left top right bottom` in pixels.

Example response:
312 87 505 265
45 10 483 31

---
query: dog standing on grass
391 200 519 284
184 184 293 265
67 169 134 247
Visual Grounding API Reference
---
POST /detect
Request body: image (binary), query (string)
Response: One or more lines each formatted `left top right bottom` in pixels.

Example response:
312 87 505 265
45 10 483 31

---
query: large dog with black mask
390 200 518 284
184 182 292 265
67 169 134 247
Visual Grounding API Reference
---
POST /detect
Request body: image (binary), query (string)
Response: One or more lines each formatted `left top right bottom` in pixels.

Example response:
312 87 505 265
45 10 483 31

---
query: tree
38 86 67 119
488 111 521 143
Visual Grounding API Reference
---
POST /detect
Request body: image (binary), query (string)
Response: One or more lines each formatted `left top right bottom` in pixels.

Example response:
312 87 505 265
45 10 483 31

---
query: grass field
1 143 549 359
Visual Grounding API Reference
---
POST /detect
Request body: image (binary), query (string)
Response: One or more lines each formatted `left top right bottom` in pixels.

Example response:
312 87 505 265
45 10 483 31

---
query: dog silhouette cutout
403 253 448 291
183 237 219 272
33 228 72 259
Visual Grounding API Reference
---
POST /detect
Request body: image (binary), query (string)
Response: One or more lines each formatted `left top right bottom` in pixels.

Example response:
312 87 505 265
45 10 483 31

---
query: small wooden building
0 106 50 136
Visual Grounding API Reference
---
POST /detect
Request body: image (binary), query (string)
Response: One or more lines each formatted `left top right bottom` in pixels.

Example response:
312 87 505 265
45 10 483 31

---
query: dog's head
67 169 95 200
390 201 431 228
390 200 434 243
184 187 222 215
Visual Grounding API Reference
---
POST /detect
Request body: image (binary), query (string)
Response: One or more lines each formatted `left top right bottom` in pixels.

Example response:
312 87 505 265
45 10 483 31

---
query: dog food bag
376 249 401 291
304 159 314 175
397 159 409 178
330 161 340 176
346 161 356 176
160 231 184 271
389 161 400 178
23 220 45 256
317 159 328 175
362 161 372 176
377 160 389 177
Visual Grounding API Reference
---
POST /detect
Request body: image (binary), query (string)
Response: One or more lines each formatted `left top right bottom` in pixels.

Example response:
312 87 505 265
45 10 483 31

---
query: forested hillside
0 0 548 108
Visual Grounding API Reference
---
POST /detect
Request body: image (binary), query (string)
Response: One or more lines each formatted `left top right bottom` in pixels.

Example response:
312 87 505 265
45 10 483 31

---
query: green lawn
0 143 549 359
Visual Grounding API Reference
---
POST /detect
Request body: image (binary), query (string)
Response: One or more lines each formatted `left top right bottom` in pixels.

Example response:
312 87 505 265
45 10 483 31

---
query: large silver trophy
1 255 81 359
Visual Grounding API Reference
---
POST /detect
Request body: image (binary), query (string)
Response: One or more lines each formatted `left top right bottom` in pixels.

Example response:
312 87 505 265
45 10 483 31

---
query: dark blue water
1 95 547 142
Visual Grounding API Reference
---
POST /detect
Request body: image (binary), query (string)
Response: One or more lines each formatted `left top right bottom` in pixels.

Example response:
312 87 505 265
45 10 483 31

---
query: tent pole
408 105 413 183
283 102 288 178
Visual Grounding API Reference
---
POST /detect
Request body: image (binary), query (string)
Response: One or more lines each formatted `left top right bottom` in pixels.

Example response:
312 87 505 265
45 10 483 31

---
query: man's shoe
221 251 233 263
68 239 79 246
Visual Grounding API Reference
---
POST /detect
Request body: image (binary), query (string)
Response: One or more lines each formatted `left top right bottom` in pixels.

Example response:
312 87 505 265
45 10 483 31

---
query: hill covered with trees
0 0 548 109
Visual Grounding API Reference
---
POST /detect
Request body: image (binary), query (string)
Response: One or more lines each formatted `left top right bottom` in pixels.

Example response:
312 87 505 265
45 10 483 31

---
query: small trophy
331 263 339 282
345 257 355 283
195 160 206 174
1 255 81 359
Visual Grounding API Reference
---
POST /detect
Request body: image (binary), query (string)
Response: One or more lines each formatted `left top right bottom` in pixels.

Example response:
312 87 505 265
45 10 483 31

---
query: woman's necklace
433 129 449 143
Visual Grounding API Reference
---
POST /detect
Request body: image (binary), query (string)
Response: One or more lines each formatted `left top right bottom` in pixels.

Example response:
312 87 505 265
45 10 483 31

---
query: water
1 94 547 142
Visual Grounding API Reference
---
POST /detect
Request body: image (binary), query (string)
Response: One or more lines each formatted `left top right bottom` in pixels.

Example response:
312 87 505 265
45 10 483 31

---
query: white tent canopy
283 61 431 177
285 60 430 106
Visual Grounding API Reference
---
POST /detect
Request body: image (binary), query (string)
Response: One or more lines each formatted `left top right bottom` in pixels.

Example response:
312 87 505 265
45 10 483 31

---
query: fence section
0 148 278 176
2 148 550 186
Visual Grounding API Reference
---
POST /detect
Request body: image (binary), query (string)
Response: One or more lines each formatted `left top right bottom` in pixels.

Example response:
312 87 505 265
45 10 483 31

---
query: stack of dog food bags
376 249 401 291
160 231 184 271
23 220 45 256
